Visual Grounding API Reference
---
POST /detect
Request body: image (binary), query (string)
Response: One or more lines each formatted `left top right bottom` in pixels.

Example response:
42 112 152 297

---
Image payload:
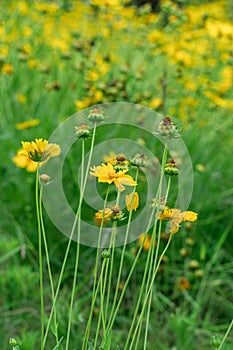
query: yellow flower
158 206 198 234
90 163 136 192
1 63 14 74
13 138 61 172
138 233 156 251
15 119 40 130
94 208 114 226
126 192 139 211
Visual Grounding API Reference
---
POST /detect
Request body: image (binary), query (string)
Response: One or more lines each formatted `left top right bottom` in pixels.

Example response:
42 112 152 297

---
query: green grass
1 0 233 349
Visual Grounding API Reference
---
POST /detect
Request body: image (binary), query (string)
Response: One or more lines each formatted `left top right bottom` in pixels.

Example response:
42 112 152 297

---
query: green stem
107 169 139 325
124 142 168 349
65 139 85 350
82 185 110 350
217 319 233 350
43 123 97 348
39 185 59 345
128 235 173 350
36 168 44 350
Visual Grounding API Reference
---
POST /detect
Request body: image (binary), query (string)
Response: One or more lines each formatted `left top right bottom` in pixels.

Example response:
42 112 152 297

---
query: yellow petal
126 192 139 211
183 211 198 222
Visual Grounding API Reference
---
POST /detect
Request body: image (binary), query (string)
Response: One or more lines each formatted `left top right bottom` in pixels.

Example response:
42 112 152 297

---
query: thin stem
124 142 168 349
82 185 110 350
39 185 59 345
107 169 139 324
217 319 233 350
65 138 85 350
36 168 44 350
128 235 173 350
44 123 97 348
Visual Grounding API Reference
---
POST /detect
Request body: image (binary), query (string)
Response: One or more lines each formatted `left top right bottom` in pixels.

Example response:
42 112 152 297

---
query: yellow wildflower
138 234 156 251
158 206 198 234
13 138 61 172
15 119 40 130
94 208 114 226
126 192 139 211
1 63 14 74
90 163 136 192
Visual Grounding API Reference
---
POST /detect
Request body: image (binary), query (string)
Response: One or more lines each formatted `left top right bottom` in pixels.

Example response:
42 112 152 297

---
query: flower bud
211 335 221 348
156 116 178 138
130 153 150 167
75 123 90 139
87 105 104 123
102 249 111 259
188 260 199 270
40 174 51 184
164 159 178 175
9 339 17 346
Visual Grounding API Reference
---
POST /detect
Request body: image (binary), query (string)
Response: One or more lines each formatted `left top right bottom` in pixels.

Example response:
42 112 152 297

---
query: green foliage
0 0 233 349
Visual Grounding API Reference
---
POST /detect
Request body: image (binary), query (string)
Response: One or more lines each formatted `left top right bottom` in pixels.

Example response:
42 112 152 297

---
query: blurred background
0 0 233 349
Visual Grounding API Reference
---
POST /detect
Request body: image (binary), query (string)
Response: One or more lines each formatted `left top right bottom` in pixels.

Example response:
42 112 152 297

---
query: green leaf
88 342 94 350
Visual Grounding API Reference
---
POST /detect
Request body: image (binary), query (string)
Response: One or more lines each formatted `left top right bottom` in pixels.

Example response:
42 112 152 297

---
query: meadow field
0 0 233 349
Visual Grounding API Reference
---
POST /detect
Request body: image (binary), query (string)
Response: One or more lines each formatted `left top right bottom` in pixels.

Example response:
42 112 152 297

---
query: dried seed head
156 116 178 138
75 123 90 139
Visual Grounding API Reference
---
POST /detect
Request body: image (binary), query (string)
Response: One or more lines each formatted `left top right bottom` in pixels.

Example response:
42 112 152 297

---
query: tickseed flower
158 206 198 234
177 276 191 291
87 105 104 123
13 138 61 172
125 191 139 211
75 123 90 139
90 162 137 192
94 206 124 225
103 152 129 171
164 159 178 175
155 116 178 138
15 119 40 130
138 233 156 251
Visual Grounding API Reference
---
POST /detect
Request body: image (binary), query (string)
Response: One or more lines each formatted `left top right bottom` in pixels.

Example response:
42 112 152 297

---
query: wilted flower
94 206 124 225
158 206 198 234
125 191 139 211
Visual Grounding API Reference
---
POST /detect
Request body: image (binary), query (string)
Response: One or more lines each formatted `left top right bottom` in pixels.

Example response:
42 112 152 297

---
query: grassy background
0 0 233 349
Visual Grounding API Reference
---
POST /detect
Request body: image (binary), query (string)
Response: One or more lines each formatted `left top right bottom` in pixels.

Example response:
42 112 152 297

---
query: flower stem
65 138 85 350
43 123 97 348
217 319 233 350
36 168 44 350
39 185 59 346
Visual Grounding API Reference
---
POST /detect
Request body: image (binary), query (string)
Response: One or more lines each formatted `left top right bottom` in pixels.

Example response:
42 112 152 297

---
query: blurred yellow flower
1 63 14 74
138 233 156 251
158 206 198 234
150 97 163 109
16 94 27 104
90 163 136 192
13 138 61 172
15 119 40 130
126 192 139 211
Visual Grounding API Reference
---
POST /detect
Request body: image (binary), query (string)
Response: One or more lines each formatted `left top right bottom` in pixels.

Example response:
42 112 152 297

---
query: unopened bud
164 159 178 175
40 174 51 184
87 105 104 123
102 249 111 259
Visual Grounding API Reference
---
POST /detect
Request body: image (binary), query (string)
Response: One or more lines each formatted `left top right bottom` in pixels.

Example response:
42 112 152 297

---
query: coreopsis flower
94 206 123 225
138 233 156 251
102 152 129 171
125 192 139 211
158 206 198 234
90 162 137 192
177 277 191 291
13 138 61 172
